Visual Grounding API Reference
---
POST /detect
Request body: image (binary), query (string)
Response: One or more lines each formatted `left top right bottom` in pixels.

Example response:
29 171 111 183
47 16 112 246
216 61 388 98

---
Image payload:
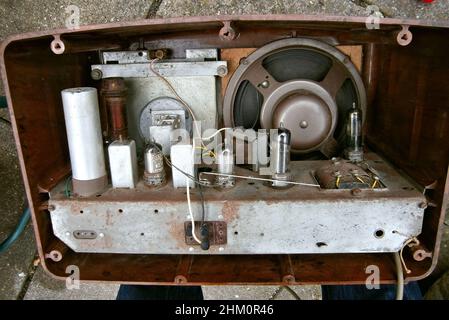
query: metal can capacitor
143 142 166 187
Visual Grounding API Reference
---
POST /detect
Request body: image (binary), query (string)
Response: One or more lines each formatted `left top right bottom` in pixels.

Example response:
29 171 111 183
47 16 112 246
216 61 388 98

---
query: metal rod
200 172 320 188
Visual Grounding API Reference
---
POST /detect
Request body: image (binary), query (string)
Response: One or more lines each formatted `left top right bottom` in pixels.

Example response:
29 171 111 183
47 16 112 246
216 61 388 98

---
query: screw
218 215 223 220
259 80 270 88
91 68 103 80
99 232 105 238
154 49 165 59
189 247 194 252
65 231 70 237
219 247 225 252
419 202 428 209
299 120 308 129
217 65 228 77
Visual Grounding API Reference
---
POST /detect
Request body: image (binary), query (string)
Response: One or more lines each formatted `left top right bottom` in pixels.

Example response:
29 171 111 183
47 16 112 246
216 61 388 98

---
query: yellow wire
196 146 216 158
355 176 365 184
335 176 341 188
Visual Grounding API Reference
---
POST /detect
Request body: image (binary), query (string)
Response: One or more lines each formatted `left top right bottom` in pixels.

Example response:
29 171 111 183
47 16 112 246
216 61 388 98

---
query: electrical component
140 97 189 155
315 158 382 189
143 142 166 187
108 139 138 189
91 49 225 152
171 144 195 188
215 146 235 188
61 87 107 197
270 126 292 187
345 103 364 162
100 77 128 142
223 38 366 158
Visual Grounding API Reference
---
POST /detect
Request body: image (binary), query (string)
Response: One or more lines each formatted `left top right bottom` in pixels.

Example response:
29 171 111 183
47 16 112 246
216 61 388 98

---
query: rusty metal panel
48 156 425 255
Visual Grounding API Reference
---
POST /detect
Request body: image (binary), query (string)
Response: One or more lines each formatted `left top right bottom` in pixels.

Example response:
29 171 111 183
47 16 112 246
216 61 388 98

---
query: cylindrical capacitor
272 127 291 175
345 103 364 162
61 87 107 197
143 142 166 187
216 146 235 188
101 77 128 141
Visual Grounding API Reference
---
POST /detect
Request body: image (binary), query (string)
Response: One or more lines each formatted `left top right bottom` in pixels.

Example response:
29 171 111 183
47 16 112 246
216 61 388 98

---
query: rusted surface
175 255 194 284
184 221 227 246
0 15 448 285
279 255 296 284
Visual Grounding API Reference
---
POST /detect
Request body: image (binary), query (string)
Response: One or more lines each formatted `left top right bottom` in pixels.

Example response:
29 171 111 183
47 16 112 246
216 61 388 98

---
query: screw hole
316 242 328 247
375 229 385 238
154 209 159 214
140 233 144 236
248 182 255 185
79 210 83 214
234 231 238 235
138 51 143 56
118 209 123 213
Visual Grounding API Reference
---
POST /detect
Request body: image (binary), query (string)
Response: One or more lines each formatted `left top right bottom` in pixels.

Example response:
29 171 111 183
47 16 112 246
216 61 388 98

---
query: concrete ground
1 0 449 300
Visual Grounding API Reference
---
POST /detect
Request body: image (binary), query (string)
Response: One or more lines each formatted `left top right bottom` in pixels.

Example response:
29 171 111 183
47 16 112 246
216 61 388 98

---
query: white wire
200 172 321 188
201 127 233 141
186 177 201 244
394 252 404 300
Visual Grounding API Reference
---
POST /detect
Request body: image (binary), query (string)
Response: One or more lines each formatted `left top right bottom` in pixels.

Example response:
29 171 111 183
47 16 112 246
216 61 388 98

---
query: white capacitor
61 87 107 196
170 144 195 188
108 139 138 189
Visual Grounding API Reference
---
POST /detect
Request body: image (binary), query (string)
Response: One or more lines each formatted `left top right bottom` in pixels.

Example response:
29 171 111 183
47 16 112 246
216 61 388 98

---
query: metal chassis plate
91 61 227 78
49 154 426 255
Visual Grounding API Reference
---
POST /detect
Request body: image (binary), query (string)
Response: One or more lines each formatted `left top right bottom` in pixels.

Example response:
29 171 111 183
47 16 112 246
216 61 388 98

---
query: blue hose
0 208 31 254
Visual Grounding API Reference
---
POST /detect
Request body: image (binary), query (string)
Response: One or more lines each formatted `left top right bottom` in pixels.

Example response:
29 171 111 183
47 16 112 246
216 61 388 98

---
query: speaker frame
223 37 367 154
